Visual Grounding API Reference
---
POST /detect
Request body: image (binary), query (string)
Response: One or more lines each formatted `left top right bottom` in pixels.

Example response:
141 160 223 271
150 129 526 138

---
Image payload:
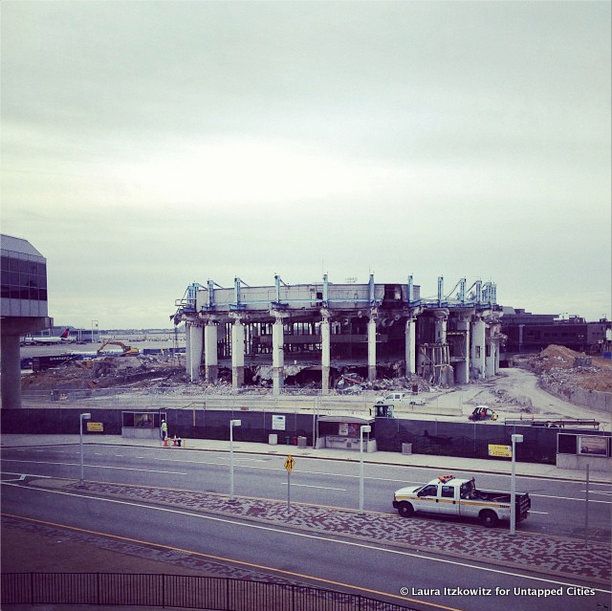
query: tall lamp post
359 424 372 511
229 419 242 500
80 413 92 483
510 433 523 535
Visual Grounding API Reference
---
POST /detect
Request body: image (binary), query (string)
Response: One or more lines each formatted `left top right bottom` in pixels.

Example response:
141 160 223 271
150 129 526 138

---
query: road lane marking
1 472 52 479
5 455 610 505
2 484 610 593
0 512 459 611
6 449 611 496
1 474 27 483
529 511 549 515
529 492 610 505
0 459 186 475
281 483 346 491
138 455 418 482
580 489 612 496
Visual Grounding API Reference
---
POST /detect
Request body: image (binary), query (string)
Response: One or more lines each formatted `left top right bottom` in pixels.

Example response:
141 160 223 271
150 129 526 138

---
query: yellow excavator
97 341 140 357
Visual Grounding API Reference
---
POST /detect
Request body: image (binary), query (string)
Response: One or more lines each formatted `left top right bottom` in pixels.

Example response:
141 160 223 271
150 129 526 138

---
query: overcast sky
2 1 610 329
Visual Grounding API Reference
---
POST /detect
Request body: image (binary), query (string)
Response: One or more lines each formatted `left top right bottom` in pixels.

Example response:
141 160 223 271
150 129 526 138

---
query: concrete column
204 322 218 383
1 334 21 409
433 309 448 344
368 311 377 381
272 315 284 396
471 317 486 380
485 337 496 377
321 313 331 394
485 322 500 378
231 318 245 388
495 339 500 374
188 323 203 382
455 316 471 385
404 317 416 375
185 322 191 376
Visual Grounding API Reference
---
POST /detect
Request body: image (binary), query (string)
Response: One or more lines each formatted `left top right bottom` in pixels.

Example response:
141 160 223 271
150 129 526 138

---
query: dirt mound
535 345 584 371
519 345 612 393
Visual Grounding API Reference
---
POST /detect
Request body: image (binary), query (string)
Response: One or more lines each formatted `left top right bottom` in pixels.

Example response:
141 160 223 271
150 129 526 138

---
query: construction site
171 275 503 393
3 236 610 422
16 275 612 426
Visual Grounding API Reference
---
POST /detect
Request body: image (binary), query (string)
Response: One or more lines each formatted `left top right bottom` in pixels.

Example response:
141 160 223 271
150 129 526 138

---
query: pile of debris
22 354 184 391
488 387 534 412
335 373 430 395
517 344 612 394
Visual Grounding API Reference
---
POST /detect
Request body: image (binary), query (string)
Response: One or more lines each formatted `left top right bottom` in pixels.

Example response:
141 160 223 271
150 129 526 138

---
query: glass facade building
0 235 48 318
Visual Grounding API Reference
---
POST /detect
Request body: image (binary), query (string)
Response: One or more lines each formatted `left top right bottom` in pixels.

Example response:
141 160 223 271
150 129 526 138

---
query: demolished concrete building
173 274 503 395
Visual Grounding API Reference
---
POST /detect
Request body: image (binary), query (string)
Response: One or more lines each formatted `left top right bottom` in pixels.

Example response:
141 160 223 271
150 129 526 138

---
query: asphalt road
1 481 609 611
1 444 610 540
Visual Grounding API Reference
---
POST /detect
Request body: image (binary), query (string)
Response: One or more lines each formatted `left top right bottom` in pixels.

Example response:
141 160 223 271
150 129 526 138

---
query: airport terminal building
173 275 503 394
1 234 52 408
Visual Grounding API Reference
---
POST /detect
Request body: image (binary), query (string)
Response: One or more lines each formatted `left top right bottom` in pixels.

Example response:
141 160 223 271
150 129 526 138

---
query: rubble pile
517 344 612 395
22 355 185 391
335 373 430 395
488 387 534 412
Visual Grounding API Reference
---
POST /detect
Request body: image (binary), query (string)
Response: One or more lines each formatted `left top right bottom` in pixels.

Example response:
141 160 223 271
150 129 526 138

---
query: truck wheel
480 510 498 527
397 502 414 518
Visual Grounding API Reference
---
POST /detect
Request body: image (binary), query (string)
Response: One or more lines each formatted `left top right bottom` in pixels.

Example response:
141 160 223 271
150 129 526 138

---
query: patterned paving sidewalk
29 478 611 585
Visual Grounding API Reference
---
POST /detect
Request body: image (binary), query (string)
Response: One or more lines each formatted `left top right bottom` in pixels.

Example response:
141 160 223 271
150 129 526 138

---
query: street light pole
359 424 372 511
510 433 523 535
79 413 91 483
229 419 242 500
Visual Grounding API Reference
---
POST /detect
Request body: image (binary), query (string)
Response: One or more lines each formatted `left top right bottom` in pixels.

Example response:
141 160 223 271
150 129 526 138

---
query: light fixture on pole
359 424 372 511
79 413 92 483
229 419 242 500
510 433 523 535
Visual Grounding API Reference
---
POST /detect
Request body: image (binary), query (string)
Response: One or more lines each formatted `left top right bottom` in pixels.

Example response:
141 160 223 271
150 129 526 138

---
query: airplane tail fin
60 328 70 339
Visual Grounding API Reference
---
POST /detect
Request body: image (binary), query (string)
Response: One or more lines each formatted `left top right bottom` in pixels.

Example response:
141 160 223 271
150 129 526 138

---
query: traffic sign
284 455 295 472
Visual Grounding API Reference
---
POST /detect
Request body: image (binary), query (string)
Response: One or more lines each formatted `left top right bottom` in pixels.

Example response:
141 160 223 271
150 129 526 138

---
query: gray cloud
1 1 610 327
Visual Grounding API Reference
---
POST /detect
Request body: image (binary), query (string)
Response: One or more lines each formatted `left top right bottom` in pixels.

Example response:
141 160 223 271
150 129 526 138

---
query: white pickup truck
392 474 531 527
375 392 411 408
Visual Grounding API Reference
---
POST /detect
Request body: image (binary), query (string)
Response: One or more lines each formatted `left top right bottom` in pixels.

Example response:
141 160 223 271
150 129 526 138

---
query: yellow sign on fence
488 444 512 458
86 422 104 433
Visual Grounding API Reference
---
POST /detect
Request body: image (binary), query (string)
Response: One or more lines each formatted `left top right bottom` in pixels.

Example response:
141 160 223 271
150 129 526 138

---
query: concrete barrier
540 381 612 415
556 453 611 474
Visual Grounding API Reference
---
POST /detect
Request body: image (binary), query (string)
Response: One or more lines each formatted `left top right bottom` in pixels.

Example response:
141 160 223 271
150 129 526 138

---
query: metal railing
1 573 416 610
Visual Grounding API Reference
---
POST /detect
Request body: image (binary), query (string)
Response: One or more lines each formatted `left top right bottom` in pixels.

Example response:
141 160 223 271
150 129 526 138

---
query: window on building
0 255 47 302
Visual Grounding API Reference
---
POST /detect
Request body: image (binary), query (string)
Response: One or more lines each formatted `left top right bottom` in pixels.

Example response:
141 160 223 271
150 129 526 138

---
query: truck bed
470 490 512 503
